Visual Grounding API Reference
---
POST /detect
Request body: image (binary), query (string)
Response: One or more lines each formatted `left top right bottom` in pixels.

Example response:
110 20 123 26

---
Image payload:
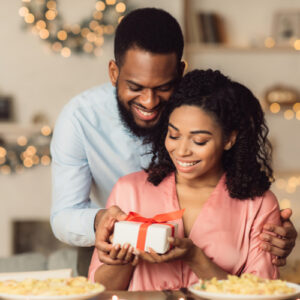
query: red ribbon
125 209 185 251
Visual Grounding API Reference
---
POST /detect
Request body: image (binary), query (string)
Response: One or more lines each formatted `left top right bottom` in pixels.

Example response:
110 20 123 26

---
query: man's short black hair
114 7 184 67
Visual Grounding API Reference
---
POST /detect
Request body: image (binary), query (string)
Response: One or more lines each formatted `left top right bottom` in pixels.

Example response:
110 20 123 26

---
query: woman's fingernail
134 249 140 255
114 244 120 250
123 243 129 249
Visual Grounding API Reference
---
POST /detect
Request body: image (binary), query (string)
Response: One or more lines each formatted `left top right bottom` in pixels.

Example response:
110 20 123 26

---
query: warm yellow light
22 0 31 2
41 155 51 165
94 36 104 46
288 176 298 188
46 0 56 9
95 1 106 11
89 20 99 30
296 110 300 120
36 20 46 30
52 41 62 52
294 39 300 50
57 30 67 41
93 11 103 20
26 146 37 156
17 136 28 146
115 2 126 13
275 178 286 189
24 13 35 24
81 28 90 37
269 102 280 114
286 185 296 194
104 25 114 35
118 16 124 23
39 29 49 39
24 157 33 168
1 165 11 175
280 198 291 209
83 42 94 53
45 9 56 21
33 155 40 165
106 0 116 5
61 47 71 58
0 147 7 158
94 26 104 35
71 24 81 34
19 7 29 17
284 109 294 120
41 125 52 136
87 32 96 42
293 102 300 112
264 37 275 48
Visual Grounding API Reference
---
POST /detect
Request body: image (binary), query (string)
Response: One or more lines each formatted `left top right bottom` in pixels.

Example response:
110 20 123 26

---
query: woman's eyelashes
168 134 208 146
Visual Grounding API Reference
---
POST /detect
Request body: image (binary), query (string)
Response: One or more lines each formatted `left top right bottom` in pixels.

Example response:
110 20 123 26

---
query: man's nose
139 89 159 110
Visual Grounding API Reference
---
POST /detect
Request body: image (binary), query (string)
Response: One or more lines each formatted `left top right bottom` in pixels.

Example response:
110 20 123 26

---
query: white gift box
113 221 178 254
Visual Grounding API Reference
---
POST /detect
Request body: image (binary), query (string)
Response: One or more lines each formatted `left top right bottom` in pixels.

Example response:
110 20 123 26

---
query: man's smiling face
109 47 180 137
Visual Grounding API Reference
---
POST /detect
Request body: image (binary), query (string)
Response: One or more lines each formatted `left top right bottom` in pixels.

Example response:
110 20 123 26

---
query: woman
88 69 280 290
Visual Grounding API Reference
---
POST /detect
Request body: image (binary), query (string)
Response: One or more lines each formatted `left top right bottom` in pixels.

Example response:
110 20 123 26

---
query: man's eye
157 85 172 92
129 85 142 92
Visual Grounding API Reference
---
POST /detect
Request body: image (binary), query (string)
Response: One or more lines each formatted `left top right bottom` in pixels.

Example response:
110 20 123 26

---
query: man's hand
259 208 298 266
137 237 195 264
94 205 127 265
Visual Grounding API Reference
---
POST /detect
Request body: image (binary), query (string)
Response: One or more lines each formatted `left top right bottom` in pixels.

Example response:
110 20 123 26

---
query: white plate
188 281 300 300
0 286 105 300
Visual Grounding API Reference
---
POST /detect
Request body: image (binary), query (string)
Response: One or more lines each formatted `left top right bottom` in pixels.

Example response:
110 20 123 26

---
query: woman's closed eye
194 140 208 146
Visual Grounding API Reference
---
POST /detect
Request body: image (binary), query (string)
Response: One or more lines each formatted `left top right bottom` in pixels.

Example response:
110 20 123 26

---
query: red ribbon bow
125 209 185 251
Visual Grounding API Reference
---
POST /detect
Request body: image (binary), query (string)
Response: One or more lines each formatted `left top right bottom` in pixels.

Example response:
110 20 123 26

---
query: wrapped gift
113 209 184 254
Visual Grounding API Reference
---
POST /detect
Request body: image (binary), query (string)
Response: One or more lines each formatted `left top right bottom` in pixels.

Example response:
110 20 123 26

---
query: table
96 289 202 299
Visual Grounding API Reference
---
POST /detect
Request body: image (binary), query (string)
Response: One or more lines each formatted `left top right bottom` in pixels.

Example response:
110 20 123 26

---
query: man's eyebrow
168 123 212 135
126 78 177 89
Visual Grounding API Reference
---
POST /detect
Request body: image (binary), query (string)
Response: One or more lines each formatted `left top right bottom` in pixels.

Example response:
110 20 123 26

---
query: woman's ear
224 131 238 150
108 60 119 87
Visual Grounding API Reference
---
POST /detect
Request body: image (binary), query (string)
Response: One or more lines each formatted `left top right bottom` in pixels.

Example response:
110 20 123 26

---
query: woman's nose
177 139 192 156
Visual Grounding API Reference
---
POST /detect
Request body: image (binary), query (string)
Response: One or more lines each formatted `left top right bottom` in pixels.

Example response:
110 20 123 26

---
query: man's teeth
177 160 198 167
137 108 154 116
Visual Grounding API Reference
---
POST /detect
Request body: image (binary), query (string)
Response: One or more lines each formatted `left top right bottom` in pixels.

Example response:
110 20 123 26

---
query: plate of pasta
0 277 105 300
188 273 300 300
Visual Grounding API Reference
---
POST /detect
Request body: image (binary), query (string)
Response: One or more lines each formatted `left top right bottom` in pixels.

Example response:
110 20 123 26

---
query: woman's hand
109 243 139 266
137 237 196 263
259 208 298 266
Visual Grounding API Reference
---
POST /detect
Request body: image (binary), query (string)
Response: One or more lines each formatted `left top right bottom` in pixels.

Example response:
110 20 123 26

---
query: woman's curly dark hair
144 69 273 199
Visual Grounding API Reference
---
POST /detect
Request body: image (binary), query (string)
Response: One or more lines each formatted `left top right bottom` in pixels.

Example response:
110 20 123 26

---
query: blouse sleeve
87 180 121 282
242 191 281 279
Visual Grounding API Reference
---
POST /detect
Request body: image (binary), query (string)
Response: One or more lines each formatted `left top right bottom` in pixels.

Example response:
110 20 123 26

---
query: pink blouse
88 171 280 290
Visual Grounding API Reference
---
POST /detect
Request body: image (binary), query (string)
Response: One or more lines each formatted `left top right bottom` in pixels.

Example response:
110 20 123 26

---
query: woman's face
165 105 231 183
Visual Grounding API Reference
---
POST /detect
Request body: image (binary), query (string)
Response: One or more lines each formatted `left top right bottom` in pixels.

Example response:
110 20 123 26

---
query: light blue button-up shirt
50 83 152 246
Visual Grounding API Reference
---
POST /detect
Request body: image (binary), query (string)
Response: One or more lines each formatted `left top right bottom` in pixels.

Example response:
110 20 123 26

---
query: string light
20 0 128 57
0 126 52 175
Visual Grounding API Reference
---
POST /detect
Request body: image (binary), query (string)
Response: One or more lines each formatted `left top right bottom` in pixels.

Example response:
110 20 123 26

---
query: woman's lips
175 159 201 172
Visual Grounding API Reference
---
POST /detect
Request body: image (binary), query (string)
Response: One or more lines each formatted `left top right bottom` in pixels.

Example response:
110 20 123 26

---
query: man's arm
259 208 298 266
50 106 98 246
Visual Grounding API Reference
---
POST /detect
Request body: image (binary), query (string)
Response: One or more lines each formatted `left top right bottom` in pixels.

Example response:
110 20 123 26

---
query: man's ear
108 60 119 87
224 131 238 151
179 61 186 77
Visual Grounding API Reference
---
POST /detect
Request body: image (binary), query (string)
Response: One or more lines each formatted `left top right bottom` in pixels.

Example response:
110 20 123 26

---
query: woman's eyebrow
168 123 212 135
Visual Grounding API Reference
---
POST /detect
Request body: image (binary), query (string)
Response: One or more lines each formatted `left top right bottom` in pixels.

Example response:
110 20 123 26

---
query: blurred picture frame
273 11 300 46
0 96 13 121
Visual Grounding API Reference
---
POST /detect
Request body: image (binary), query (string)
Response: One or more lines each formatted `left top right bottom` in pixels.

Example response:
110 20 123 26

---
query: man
51 8 297 271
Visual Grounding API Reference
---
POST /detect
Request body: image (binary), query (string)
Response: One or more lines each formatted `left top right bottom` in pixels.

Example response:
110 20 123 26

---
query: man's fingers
131 255 139 266
280 208 292 220
272 257 286 267
260 233 295 250
260 242 286 257
109 244 120 259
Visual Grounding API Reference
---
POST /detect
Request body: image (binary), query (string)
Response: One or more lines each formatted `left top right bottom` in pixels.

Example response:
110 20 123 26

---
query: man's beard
116 87 166 138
